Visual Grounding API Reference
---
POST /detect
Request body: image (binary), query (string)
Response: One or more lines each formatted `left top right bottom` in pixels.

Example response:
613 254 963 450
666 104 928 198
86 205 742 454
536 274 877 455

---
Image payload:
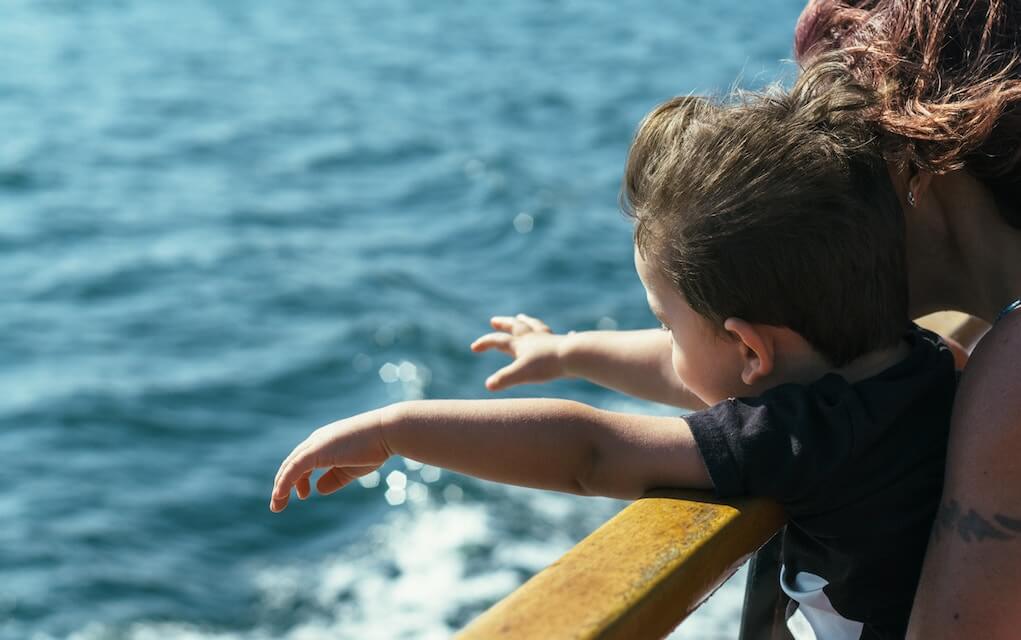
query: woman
795 2 1021 638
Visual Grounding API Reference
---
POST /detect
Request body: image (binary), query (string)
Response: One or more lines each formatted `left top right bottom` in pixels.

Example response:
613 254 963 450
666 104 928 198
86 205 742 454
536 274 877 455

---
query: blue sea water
0 1 806 638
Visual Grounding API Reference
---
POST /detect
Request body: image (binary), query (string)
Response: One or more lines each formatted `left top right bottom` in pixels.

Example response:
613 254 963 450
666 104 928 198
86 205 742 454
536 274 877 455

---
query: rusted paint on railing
457 491 784 640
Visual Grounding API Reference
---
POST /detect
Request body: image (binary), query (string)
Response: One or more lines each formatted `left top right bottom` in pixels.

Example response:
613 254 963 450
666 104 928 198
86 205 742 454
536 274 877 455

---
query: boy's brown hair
622 56 907 366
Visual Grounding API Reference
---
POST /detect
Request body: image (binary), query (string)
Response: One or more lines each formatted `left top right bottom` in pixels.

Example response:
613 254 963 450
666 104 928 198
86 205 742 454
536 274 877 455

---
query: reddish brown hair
623 59 908 366
795 0 1021 227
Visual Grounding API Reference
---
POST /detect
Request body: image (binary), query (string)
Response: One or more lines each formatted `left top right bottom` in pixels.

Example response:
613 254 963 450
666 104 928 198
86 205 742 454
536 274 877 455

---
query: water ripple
1 0 804 637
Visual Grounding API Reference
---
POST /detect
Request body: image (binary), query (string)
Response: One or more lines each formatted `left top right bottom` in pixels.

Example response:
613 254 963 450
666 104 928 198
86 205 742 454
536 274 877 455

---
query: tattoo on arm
934 499 1021 543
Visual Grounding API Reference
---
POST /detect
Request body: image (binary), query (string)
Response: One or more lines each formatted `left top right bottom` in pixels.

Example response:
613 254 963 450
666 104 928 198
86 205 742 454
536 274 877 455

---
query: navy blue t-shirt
687 326 957 639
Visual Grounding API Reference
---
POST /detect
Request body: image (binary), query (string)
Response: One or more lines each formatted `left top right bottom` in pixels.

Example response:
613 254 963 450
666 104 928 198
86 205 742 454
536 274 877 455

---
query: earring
907 190 916 207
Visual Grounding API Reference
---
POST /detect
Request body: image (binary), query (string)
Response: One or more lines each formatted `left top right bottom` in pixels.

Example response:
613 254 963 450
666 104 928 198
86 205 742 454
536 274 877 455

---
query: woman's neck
909 171 1021 322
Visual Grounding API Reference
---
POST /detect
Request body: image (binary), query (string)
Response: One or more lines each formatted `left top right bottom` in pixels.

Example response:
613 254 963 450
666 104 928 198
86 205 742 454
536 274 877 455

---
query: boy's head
623 58 908 402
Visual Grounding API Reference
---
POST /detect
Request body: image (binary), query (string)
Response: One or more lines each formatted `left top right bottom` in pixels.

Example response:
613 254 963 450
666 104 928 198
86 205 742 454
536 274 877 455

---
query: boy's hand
471 314 567 391
270 410 391 512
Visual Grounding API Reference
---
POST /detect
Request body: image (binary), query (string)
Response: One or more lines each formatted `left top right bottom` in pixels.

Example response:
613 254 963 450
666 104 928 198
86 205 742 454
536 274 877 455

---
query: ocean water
0 1 805 638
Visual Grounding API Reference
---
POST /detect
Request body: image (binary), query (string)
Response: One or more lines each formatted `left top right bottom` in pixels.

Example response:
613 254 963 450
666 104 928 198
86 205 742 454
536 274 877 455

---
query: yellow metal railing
458 491 784 639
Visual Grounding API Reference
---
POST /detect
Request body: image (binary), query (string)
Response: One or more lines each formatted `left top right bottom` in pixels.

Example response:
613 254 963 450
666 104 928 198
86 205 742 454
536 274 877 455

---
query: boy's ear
723 317 774 386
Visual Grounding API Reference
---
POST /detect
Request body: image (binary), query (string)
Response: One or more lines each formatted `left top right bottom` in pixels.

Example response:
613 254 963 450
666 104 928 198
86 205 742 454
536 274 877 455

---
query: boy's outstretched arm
270 398 711 512
471 314 707 410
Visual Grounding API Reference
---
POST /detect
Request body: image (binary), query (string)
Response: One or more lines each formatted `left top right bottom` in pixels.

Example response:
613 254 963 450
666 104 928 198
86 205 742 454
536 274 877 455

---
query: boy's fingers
275 444 305 488
296 471 312 500
516 314 549 332
271 476 299 512
316 468 342 495
275 437 317 488
486 361 526 391
317 465 380 495
274 452 316 501
270 493 289 512
471 333 513 353
271 444 319 512
490 316 516 332
269 478 295 511
317 467 355 495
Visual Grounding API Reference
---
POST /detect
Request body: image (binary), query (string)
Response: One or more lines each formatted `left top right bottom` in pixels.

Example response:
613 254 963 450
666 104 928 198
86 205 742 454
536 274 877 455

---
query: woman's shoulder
955 310 1021 428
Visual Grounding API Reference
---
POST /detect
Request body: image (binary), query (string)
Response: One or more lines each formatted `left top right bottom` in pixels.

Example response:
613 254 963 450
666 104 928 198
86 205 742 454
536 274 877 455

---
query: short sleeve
686 377 861 503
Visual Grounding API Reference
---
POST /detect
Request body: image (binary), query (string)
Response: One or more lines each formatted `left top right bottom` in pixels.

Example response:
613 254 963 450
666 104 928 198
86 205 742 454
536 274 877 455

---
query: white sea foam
64 484 745 640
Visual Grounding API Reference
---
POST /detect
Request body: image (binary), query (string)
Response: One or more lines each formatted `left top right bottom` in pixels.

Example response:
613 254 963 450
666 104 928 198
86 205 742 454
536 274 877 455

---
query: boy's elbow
573 444 644 500
567 403 655 500
573 449 600 497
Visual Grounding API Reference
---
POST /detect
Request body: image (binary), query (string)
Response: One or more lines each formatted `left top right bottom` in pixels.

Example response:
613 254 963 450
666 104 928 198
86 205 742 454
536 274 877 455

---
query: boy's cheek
673 348 746 406
671 350 711 404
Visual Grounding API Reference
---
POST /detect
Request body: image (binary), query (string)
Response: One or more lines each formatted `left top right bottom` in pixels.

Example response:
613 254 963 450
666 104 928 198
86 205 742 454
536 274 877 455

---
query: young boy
270 60 956 640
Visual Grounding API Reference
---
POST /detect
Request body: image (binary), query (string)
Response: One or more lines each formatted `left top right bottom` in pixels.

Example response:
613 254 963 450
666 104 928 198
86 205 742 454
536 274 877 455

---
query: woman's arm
270 398 711 512
472 314 708 410
907 315 1021 639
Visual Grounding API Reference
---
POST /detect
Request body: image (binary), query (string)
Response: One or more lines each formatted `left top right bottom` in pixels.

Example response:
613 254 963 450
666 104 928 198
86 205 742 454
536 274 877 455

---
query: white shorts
780 565 864 640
